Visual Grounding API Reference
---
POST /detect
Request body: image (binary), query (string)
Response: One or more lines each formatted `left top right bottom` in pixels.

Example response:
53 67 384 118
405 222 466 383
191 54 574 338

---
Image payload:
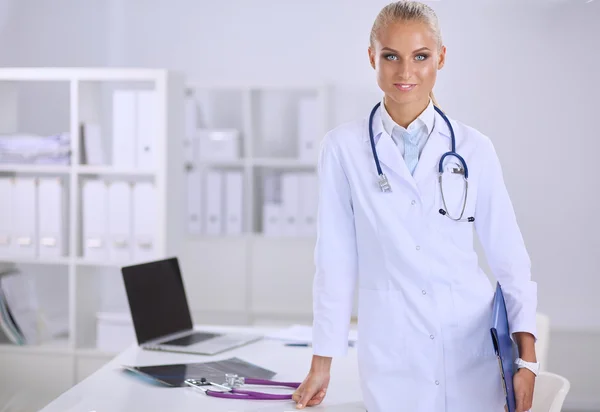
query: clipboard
490 282 517 412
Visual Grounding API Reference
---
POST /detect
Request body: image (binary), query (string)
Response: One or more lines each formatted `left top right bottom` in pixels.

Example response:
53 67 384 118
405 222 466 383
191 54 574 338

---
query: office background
0 0 598 411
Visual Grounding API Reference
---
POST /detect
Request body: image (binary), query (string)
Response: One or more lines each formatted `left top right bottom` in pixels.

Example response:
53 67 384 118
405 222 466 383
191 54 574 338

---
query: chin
388 91 425 105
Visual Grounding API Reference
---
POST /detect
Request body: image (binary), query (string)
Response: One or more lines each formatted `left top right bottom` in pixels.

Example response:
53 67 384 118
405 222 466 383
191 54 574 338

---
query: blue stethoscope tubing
368 101 474 222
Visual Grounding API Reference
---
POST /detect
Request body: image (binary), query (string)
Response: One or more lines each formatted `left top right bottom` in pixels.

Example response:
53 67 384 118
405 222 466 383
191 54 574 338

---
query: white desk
40 326 366 412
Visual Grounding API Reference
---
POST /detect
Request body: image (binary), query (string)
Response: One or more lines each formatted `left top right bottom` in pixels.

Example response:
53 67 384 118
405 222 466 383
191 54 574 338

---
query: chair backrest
531 371 571 412
535 312 550 371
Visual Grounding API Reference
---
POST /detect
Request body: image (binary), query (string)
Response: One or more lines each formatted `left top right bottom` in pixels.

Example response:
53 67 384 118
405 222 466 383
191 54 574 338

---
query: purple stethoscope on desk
184 373 301 400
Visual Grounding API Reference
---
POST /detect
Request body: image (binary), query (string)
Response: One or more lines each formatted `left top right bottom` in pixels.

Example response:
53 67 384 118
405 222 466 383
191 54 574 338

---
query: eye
415 54 429 61
384 54 398 61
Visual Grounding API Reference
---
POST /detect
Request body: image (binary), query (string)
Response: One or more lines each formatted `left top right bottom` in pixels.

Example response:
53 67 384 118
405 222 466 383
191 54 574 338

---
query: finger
296 386 318 409
306 390 327 406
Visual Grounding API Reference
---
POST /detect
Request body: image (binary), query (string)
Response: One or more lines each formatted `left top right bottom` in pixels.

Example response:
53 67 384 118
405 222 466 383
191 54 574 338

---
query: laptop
121 257 262 356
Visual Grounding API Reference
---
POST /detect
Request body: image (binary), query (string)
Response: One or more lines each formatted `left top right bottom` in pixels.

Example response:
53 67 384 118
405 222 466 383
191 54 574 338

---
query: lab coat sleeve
475 137 538 341
312 133 358 357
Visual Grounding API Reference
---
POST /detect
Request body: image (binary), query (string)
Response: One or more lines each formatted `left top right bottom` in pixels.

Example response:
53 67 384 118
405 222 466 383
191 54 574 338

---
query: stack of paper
0 133 70 165
265 324 358 345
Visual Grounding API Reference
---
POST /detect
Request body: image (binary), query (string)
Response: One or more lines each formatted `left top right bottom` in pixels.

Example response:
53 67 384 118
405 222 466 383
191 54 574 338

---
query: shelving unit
0 73 382 404
0 68 185 395
176 83 329 328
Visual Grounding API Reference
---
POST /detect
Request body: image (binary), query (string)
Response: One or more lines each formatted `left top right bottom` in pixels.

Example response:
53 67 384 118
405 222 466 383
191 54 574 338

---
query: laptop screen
121 257 193 344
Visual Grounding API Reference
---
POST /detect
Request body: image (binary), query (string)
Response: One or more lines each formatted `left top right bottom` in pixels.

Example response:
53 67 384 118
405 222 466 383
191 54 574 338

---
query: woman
292 2 539 411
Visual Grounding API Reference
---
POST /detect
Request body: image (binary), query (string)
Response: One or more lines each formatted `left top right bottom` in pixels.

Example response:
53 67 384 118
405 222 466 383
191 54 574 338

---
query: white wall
100 0 600 331
2 0 599 409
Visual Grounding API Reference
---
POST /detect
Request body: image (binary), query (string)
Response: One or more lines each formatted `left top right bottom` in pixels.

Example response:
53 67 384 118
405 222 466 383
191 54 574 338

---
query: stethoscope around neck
368 101 475 223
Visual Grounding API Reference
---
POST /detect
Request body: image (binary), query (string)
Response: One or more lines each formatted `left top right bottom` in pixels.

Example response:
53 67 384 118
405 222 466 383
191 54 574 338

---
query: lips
394 83 416 91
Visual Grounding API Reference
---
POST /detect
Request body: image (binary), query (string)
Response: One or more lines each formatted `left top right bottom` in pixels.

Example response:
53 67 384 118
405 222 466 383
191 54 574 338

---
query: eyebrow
381 46 431 53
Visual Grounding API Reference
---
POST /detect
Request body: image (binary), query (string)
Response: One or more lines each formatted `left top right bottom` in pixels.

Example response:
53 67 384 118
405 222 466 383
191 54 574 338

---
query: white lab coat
312 107 537 412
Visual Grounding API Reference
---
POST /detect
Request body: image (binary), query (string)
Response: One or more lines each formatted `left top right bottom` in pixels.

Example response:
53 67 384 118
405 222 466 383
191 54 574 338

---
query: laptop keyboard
161 332 220 346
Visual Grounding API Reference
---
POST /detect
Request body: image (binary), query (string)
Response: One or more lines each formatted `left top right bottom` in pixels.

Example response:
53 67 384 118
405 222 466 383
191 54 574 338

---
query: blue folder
490 282 517 412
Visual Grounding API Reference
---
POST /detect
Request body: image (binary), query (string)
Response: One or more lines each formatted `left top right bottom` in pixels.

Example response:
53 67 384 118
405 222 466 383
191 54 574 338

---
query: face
368 20 446 107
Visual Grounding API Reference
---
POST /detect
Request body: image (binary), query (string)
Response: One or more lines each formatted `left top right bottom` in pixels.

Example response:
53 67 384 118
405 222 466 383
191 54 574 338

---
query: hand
513 368 536 412
292 369 330 409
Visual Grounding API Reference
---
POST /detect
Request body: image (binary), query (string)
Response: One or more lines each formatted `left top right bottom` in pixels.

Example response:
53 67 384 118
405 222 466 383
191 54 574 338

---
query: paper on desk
265 324 358 344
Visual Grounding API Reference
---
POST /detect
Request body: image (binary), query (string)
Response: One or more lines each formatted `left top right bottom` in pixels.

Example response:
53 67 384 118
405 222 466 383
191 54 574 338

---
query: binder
81 123 105 165
108 182 132 262
136 90 158 170
132 182 157 262
262 202 282 236
299 173 318 236
224 171 243 235
297 96 319 162
281 173 300 237
490 282 517 412
83 180 109 261
186 165 202 235
37 178 67 258
11 178 37 258
112 90 137 168
0 178 12 256
262 173 282 236
204 170 223 236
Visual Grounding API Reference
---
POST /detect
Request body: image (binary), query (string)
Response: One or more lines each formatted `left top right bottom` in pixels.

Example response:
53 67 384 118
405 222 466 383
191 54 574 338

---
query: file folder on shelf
136 90 158 170
204 170 223 236
11 178 37 258
132 182 157 262
0 178 12 256
490 281 517 412
112 90 137 168
224 171 243 235
37 178 67 259
83 180 109 261
108 181 132 263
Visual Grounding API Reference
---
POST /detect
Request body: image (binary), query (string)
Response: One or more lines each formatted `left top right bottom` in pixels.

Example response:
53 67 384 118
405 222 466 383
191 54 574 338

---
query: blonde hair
370 1 443 107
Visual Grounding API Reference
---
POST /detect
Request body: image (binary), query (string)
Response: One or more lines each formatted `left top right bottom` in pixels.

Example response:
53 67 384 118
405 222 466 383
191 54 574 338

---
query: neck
384 96 430 129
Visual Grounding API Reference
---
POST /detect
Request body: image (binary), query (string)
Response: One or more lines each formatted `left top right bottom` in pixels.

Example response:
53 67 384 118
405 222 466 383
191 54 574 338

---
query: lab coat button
416 245 421 251
411 200 416 205
422 290 427 295
435 380 440 385
430 334 434 339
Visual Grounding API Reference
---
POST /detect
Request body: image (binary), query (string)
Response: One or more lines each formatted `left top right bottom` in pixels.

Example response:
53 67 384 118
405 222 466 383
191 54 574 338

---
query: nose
397 60 414 80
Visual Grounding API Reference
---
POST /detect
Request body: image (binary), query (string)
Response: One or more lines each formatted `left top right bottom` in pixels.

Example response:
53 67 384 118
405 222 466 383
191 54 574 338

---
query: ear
368 47 376 70
437 45 446 70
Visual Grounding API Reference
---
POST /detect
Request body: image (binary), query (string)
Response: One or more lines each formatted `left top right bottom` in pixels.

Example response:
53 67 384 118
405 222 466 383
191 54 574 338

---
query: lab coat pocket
357 289 409 370
433 173 474 250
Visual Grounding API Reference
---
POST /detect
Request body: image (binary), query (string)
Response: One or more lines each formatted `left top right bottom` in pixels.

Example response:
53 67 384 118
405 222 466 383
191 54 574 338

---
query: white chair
535 312 550 371
531 371 571 412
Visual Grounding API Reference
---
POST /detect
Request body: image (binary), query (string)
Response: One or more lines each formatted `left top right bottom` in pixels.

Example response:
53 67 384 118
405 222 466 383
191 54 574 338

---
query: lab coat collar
363 107 453 196
380 98 436 139
363 103 450 144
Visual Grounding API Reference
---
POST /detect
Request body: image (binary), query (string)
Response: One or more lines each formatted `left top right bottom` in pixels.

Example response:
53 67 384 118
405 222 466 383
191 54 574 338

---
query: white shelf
193 158 317 168
75 166 156 177
75 347 120 358
0 256 70 265
195 159 247 168
0 338 71 355
74 258 127 267
0 67 171 82
0 164 71 174
252 158 316 168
